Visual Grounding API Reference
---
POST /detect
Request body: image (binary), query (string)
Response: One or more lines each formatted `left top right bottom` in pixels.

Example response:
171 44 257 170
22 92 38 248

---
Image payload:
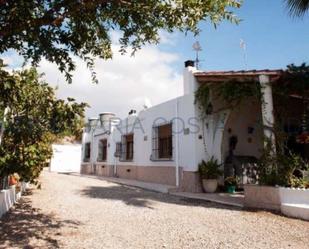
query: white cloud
38 44 183 119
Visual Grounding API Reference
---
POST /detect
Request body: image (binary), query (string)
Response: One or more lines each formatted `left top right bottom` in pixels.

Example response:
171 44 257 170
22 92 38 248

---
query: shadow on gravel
79 185 243 211
0 190 82 249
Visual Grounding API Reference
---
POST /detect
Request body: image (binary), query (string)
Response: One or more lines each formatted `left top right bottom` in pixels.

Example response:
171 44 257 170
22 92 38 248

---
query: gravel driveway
0 170 308 249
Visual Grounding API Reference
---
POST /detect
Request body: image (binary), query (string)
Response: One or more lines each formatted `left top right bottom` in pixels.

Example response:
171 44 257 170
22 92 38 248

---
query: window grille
115 142 122 157
152 123 173 160
97 139 107 161
120 134 134 161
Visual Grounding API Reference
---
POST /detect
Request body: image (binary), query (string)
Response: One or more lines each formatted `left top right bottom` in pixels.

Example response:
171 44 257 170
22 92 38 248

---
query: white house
81 61 287 192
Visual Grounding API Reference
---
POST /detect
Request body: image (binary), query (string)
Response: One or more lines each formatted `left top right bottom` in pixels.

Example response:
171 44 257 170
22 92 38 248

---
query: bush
198 157 223 180
224 176 239 187
258 137 309 188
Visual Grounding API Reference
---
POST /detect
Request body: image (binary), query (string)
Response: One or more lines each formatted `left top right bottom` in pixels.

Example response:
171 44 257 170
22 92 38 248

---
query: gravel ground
0 170 308 249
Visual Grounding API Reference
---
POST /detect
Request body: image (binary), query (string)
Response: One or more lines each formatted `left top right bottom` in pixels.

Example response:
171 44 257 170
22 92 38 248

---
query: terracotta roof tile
194 69 283 77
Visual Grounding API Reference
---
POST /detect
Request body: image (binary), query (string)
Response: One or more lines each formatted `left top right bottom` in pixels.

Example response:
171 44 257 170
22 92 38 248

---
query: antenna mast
192 41 202 70
240 39 248 70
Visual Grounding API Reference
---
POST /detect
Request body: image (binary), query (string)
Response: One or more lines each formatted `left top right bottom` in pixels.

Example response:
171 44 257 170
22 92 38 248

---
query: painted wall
49 144 82 173
82 92 205 172
222 99 264 160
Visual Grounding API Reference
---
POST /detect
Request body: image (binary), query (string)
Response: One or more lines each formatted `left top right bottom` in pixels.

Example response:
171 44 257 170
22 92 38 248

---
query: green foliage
258 135 309 188
224 176 239 186
275 63 309 97
0 61 87 184
286 0 309 17
0 0 241 83
214 81 261 108
198 157 223 179
194 80 261 118
194 84 210 119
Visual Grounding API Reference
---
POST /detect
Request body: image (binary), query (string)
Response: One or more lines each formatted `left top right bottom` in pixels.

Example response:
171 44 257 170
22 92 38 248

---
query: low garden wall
244 185 281 211
0 182 29 218
244 184 309 220
279 187 309 220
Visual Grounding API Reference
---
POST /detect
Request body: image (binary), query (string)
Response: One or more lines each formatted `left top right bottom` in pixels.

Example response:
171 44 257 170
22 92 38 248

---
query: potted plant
224 176 239 194
198 157 222 193
9 174 17 186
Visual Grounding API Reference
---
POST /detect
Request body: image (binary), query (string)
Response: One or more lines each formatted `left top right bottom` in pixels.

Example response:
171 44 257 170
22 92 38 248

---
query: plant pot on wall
202 179 218 193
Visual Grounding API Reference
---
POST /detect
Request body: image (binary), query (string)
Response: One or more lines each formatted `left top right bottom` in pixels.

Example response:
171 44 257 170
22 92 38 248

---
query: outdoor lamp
88 117 99 128
206 103 213 115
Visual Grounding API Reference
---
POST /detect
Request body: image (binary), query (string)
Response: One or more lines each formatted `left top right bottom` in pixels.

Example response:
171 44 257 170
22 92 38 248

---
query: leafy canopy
0 0 241 83
0 61 87 183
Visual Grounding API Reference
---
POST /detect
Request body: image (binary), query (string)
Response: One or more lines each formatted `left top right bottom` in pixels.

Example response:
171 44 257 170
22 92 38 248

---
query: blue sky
159 0 309 73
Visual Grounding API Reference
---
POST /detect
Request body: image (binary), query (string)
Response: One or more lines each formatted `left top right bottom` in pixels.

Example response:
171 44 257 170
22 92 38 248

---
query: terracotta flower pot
9 176 17 186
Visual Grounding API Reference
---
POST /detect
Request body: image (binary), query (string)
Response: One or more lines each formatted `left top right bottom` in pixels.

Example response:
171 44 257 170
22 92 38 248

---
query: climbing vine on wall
194 79 261 120
215 80 261 107
194 84 210 119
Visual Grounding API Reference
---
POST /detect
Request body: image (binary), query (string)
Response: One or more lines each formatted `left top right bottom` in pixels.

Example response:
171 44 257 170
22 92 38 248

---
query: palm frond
286 0 309 17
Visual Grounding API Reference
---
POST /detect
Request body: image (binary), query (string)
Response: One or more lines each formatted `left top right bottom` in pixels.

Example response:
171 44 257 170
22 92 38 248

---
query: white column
259 75 275 143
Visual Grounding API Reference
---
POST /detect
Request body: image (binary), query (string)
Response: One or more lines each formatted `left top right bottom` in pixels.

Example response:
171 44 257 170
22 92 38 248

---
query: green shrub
198 157 223 180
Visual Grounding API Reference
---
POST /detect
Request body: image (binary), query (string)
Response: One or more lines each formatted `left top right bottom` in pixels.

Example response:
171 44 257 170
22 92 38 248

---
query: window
97 139 107 161
84 142 91 162
115 142 122 157
152 123 173 160
121 134 134 161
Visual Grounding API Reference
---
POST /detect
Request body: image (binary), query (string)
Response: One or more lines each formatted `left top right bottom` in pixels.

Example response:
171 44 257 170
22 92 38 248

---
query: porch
194 68 309 185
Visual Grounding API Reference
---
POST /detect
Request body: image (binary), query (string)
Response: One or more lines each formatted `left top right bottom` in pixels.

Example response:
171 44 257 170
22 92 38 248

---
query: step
73 173 175 194
170 192 244 208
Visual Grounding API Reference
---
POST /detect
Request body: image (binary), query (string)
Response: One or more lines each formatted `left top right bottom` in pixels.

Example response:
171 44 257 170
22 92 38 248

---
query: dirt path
0 170 308 249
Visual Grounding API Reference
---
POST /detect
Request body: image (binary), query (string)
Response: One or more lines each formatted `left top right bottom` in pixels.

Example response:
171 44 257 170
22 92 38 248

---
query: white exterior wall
81 65 209 177
82 92 204 172
50 144 82 173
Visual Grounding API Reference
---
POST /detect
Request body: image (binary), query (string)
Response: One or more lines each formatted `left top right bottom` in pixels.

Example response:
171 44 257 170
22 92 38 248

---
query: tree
0 61 87 184
286 0 309 17
0 0 241 83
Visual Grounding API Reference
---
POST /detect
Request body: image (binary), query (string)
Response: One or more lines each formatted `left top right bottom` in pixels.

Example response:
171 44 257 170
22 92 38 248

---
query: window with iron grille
120 134 134 161
114 142 122 157
84 142 91 162
152 123 173 160
97 139 107 161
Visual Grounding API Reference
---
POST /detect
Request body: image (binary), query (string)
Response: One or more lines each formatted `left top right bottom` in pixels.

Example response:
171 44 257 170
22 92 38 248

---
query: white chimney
183 60 198 95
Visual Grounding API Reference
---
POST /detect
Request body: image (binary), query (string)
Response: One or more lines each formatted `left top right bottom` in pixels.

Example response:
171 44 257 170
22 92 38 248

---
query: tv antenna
240 39 248 70
192 41 202 69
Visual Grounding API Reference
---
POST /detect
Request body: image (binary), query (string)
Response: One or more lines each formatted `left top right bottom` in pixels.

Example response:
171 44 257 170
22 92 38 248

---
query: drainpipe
87 118 98 174
175 98 180 187
90 128 95 174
